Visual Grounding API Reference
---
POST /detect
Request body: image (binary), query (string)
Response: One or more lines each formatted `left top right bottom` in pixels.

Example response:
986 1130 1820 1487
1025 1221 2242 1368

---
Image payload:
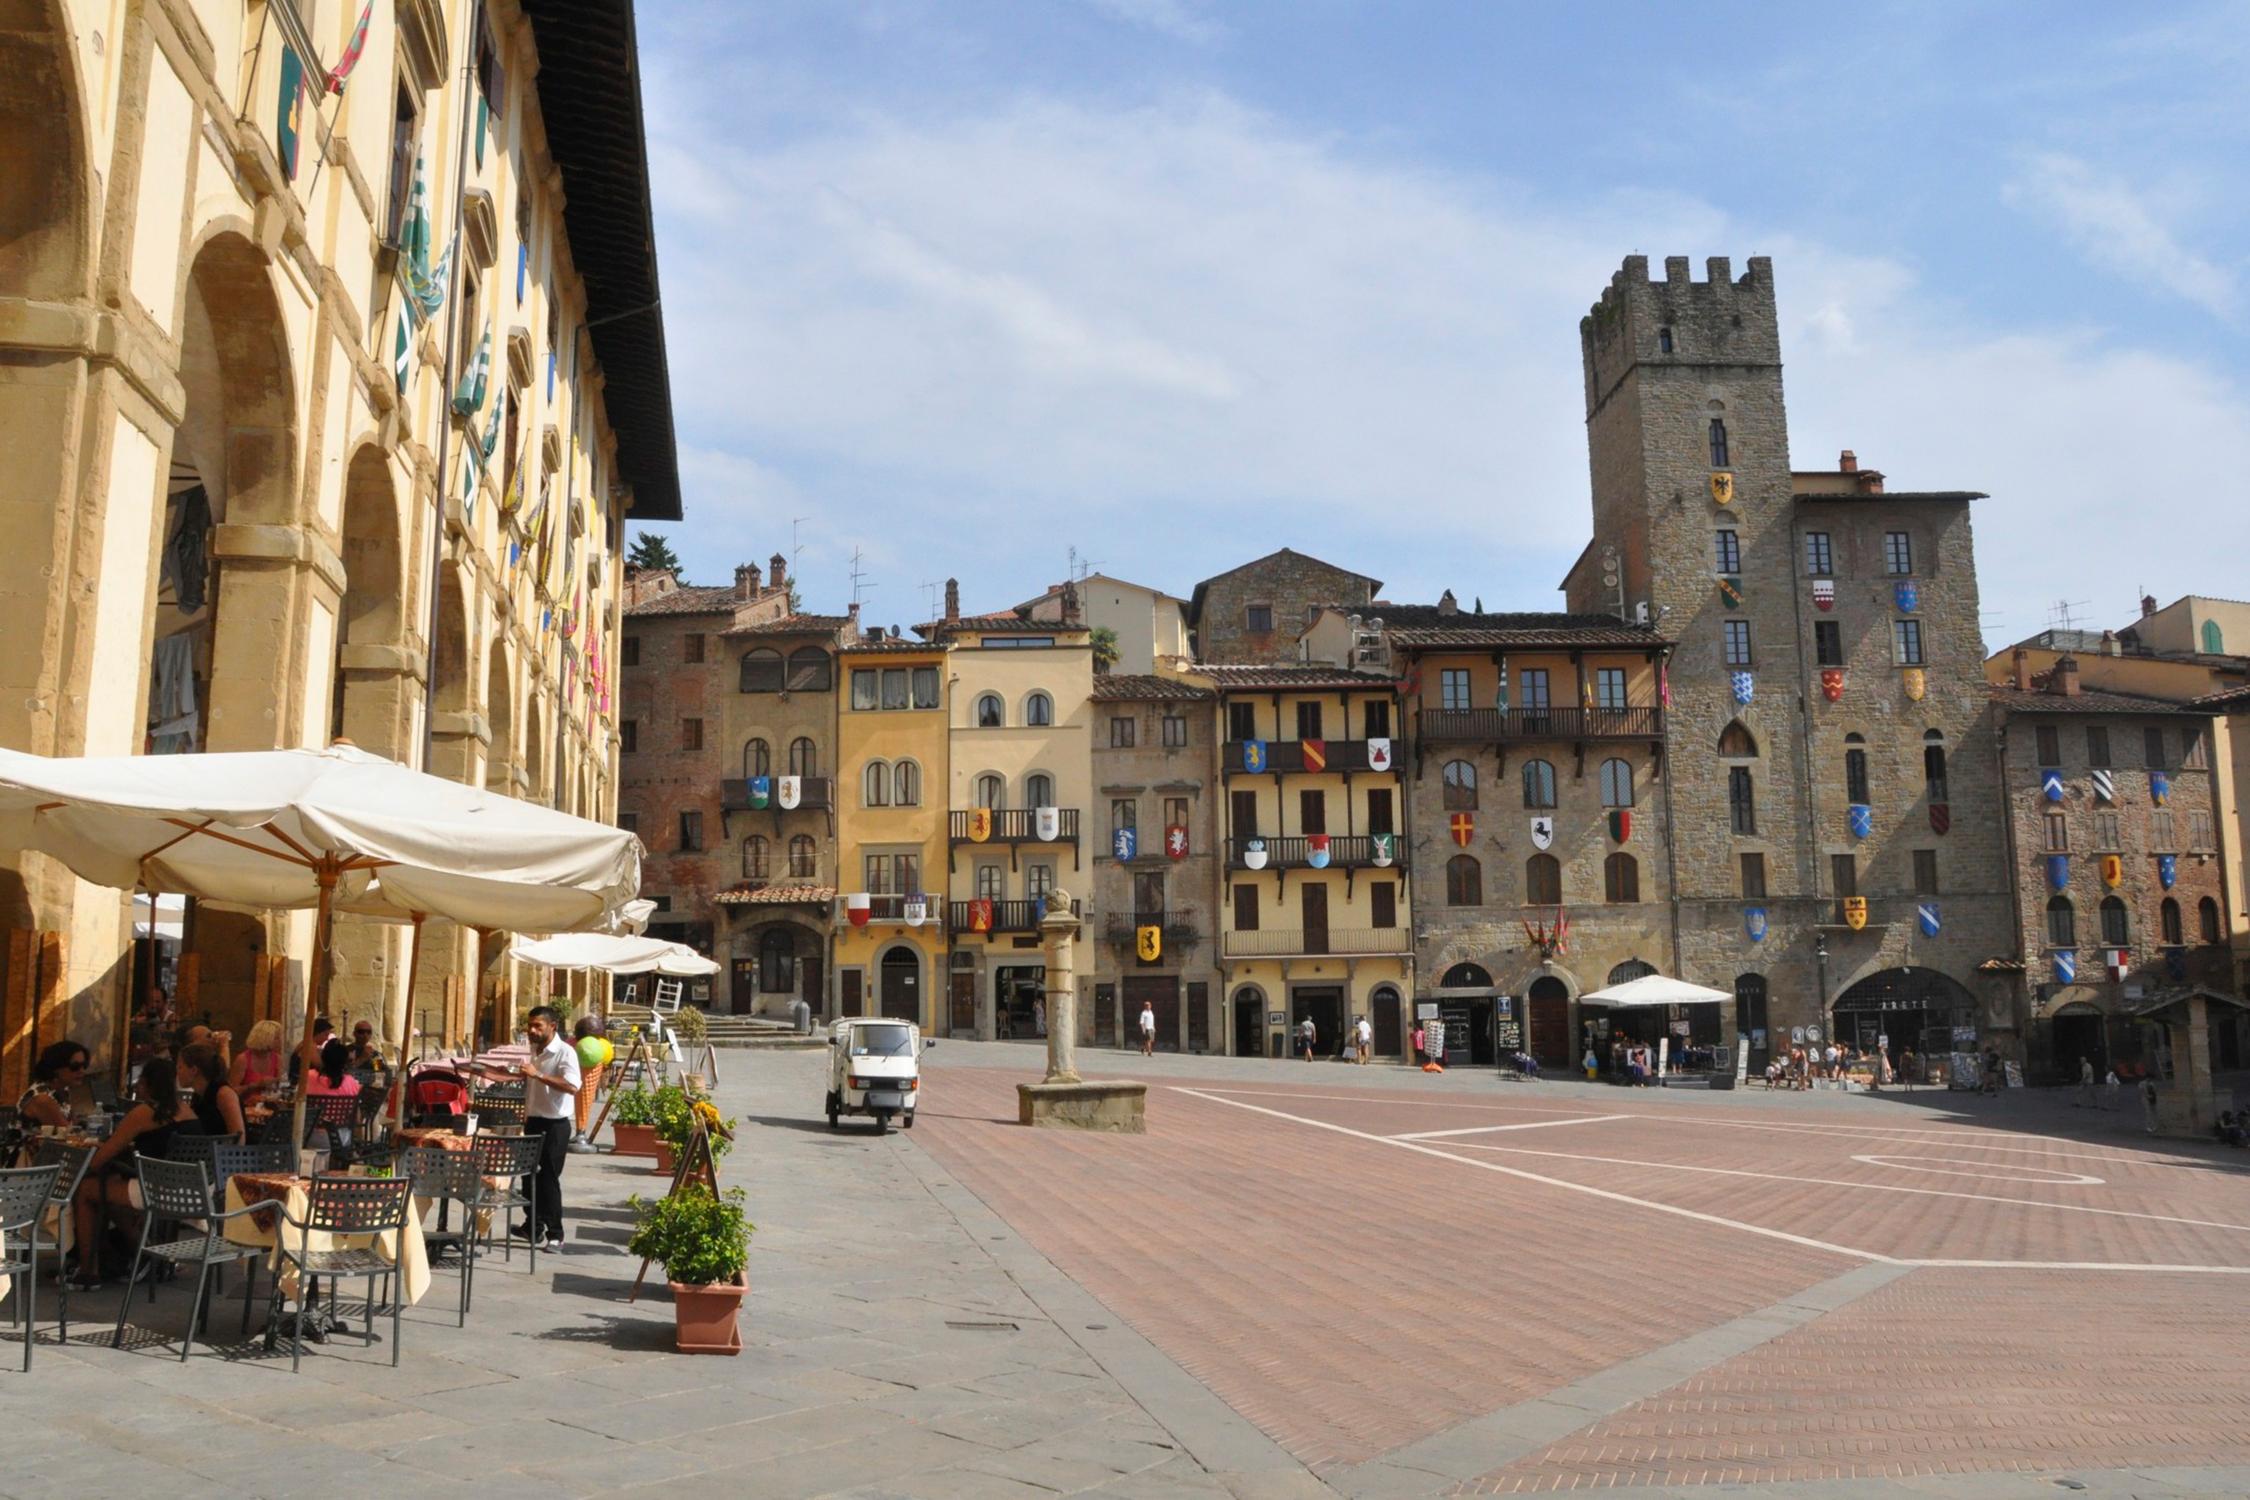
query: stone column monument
1016 889 1146 1131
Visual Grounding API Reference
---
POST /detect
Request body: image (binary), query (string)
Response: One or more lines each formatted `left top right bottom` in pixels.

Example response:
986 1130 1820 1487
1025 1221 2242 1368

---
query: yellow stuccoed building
832 635 951 1027
0 0 676 1071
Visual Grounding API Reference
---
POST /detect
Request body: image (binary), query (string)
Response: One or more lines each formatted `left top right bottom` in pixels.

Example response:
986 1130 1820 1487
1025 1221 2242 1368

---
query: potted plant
627 1185 752 1354
650 1083 734 1175
610 1085 661 1158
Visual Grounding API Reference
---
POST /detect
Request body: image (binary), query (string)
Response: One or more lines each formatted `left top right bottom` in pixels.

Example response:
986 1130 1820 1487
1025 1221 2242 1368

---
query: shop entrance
1371 984 1402 1058
1123 975 1180 1052
995 964 1046 1040
949 971 975 1035
1233 986 1265 1058
2049 1004 2108 1080
879 948 920 1023
1292 985 1343 1058
1527 976 1572 1067
1832 967 1976 1074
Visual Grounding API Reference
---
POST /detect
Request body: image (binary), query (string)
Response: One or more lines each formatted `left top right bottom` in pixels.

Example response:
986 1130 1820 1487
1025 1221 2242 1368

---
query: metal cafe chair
264 1175 414 1372
469 1092 527 1133
397 1146 479 1326
111 1157 269 1359
466 1132 543 1274
210 1142 292 1204
0 1165 62 1372
29 1140 91 1344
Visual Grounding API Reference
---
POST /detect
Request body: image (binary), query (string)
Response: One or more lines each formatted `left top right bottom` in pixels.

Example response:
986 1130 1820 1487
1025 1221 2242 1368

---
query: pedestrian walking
2140 1075 2160 1134
1298 1015 1317 1062
1981 1046 2003 1098
2105 1068 2121 1110
2075 1055 2096 1108
1413 1023 1426 1066
1139 1000 1156 1057
1899 1047 1916 1090
507 1004 581 1252
1354 1014 1372 1064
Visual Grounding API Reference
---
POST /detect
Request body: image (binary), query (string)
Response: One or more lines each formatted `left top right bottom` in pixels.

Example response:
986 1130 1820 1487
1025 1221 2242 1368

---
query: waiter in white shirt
498 1004 581 1252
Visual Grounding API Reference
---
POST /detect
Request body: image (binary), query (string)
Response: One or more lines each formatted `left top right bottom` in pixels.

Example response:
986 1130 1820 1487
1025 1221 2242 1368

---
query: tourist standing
1899 1047 1917 1091
2075 1055 2096 1108
1981 1046 2003 1097
1414 1023 1427 1065
2140 1075 2160 1134
1355 1014 1372 1064
512 1004 581 1251
1139 1001 1156 1057
1298 1015 1318 1062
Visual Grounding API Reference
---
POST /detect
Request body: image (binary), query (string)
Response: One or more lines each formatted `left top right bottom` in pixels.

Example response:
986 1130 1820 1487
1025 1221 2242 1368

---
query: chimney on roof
1437 589 1458 617
2141 593 2158 618
735 562 761 601
2050 653 2082 697
944 578 960 623
2100 628 2120 657
768 553 787 594
1061 579 1082 624
2013 647 2032 692
1838 449 1857 472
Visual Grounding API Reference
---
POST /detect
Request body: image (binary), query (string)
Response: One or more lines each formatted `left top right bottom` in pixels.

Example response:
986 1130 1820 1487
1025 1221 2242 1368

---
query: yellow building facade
0 0 675 1069
832 638 950 1026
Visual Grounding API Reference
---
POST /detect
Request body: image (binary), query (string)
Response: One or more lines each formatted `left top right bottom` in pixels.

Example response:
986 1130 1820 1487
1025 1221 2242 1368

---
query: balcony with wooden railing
1220 739 1391 775
948 897 1082 935
1101 910 1202 945
1221 927 1412 959
1415 706 1663 743
836 893 947 930
1223 835 1405 871
720 776 835 813
948 808 1083 844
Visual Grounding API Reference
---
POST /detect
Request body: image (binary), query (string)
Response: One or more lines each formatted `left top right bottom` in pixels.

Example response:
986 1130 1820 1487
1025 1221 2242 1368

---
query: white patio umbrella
0 742 640 1130
1577 973 1734 1008
509 932 718 977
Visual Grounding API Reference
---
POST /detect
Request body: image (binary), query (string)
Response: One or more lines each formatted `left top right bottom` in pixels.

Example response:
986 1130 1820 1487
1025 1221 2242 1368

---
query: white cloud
646 92 2248 648
2003 152 2240 321
1080 0 1222 44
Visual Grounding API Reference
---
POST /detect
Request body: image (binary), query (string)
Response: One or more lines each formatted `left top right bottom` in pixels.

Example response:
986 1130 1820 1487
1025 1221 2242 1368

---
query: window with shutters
2144 726 2167 768
861 761 889 808
2161 898 2183 946
2152 809 2176 849
1110 715 1136 747
2046 895 2075 947
1365 787 1394 835
742 836 768 881
683 633 705 664
2036 725 2060 764
1230 789 1258 837
740 649 784 693
1526 853 1562 905
2189 809 2214 848
680 718 703 752
1830 853 1857 898
1298 789 1326 835
785 649 831 691
620 720 638 754
2094 811 2121 848
1443 760 1478 810
1845 747 1870 804
893 760 920 806
1229 701 1258 740
1912 849 1940 895
1739 852 1767 898
2100 896 2129 946
1370 882 1397 928
1295 702 1323 739
1446 855 1483 907
1162 715 1188 747
2201 897 2222 944
788 835 816 879
2044 812 2067 851
1364 699 1391 737
1245 603 1273 634
1729 767 1756 834
1814 621 1843 666
622 635 640 667
1232 884 1259 931
1604 853 1639 904
2085 726 2110 767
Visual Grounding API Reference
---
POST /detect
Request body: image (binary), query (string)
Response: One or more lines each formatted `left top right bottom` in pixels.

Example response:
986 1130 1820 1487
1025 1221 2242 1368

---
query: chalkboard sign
1493 1019 1524 1053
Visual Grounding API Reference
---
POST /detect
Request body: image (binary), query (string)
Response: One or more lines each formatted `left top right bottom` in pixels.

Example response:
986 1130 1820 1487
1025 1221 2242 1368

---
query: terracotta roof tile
1987 683 2211 716
624 584 739 618
1088 674 1214 702
713 884 836 907
1200 664 1401 691
721 613 854 638
1329 602 1669 650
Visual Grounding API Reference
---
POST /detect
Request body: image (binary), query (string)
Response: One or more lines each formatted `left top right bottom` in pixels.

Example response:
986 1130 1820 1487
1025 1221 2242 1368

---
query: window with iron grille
1803 532 1833 576
1728 767 1756 834
1723 620 1752 666
1883 531 1913 575
1912 849 1939 895
1715 530 1741 574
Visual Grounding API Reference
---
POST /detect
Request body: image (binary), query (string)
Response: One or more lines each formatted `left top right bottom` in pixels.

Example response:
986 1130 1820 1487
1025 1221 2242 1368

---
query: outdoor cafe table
222 1171 430 1305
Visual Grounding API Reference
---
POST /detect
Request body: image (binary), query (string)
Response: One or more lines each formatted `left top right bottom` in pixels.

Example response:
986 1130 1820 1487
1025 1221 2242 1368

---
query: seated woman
229 1019 287 1101
69 1055 203 1290
17 1040 92 1130
177 1043 246 1139
304 1037 361 1155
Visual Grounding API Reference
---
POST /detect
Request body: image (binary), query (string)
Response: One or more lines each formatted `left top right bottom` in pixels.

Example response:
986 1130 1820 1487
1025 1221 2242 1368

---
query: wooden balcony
1224 835 1404 871
839 893 947 930
1102 910 1202 945
948 808 1082 844
1416 706 1663 743
949 897 1082 935
1221 739 1390 775
720 776 834 813
1221 927 1412 959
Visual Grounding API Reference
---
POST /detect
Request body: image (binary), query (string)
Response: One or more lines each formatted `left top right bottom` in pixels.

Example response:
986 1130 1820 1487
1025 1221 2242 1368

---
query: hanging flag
1842 896 1868 930
1812 579 1835 611
545 348 556 402
326 1 374 93
1718 576 1744 609
1240 739 1267 774
1658 659 1671 709
902 896 927 928
1300 738 1327 773
1901 668 1926 702
1848 803 1872 840
1580 675 1594 711
1744 907 1767 942
1165 824 1189 859
968 808 993 843
2091 768 2114 803
2158 853 2177 889
1731 671 1754 705
1136 925 1162 963
2105 948 2130 983
392 304 412 393
2100 853 2123 889
1496 661 1510 714
2054 949 2077 985
1112 826 1137 861
451 328 492 415
1450 811 1475 848
1529 815 1554 851
2047 853 2071 890
748 775 770 810
1034 805 1060 841
2150 771 2170 805
1607 808 1631 844
1820 668 1844 703
400 150 453 324
970 898 994 934
1917 902 1941 938
1929 802 1951 835
1370 832 1394 867
846 893 871 929
2041 768 2065 803
1241 838 1268 870
1366 737 1392 772
276 45 305 179
1894 580 1920 613
1709 472 1735 505
499 443 526 516
1307 833 1331 869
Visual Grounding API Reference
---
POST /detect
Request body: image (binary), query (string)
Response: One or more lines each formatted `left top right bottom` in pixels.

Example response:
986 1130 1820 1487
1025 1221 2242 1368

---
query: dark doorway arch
1527 975 1571 1068
1370 983 1402 1058
879 946 921 1023
1441 961 1492 988
1607 958 1656 985
1232 984 1266 1058
1735 972 1770 1071
1832 966 1975 1069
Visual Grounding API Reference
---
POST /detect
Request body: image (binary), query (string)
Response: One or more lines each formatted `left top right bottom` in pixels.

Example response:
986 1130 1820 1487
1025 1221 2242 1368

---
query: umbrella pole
291 861 339 1157
392 911 425 1129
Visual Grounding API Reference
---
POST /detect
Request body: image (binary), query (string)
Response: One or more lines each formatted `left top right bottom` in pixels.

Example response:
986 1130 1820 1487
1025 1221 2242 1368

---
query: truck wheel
875 1112 893 1135
902 1109 915 1130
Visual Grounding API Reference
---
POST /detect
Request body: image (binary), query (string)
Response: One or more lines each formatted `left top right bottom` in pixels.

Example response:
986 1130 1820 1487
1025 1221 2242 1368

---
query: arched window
1923 731 1948 802
2046 894 2075 948
862 760 891 807
1844 746 1870 804
1708 417 1730 468
759 926 796 992
893 760 921 806
974 772 1005 809
2099 895 2128 946
1445 854 1483 907
1604 852 1640 903
1441 962 1492 988
1025 772 1054 808
2200 897 2222 944
1718 720 1758 757
743 835 769 880
743 738 770 778
1522 758 1557 810
789 737 818 777
1599 758 1634 808
1607 959 1656 984
1526 852 1562 905
788 834 817 879
2203 620 2226 654
975 693 1004 728
2160 898 2183 945
1024 691 1053 727
1734 973 1769 1042
785 647 832 691
1443 759 1478 810
739 648 784 692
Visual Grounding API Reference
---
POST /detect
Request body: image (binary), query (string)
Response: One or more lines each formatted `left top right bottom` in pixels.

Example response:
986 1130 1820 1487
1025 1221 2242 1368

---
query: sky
631 1 2250 648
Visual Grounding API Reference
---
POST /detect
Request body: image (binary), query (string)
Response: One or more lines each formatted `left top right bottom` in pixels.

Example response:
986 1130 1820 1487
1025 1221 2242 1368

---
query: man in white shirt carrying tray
479 1004 581 1252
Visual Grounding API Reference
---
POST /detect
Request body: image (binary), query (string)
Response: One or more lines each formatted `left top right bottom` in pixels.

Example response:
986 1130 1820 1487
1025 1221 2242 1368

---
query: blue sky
633 1 2249 646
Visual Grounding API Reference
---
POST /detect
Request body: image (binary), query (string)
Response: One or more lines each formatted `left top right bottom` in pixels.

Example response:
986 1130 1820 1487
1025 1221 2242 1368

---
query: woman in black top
16 1039 91 1130
69 1055 204 1290
177 1043 246 1138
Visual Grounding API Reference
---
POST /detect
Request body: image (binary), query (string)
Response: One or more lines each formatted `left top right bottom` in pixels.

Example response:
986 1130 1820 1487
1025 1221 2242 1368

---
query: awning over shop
1579 973 1733 1009
509 932 718 976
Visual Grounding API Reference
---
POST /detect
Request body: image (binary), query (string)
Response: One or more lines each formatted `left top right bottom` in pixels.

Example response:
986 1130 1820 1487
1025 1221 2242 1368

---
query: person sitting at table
69 1055 204 1290
18 1040 93 1130
229 1019 287 1100
292 1016 335 1083
348 1020 384 1071
177 1042 246 1139
304 1036 361 1158
173 1022 231 1072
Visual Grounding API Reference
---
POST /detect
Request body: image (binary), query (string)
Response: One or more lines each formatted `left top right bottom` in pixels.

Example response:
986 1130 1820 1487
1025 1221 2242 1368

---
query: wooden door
1527 977 1570 1066
1301 883 1329 955
729 959 756 1015
950 972 976 1034
1186 981 1210 1052
1124 976 1180 1052
879 954 919 1022
839 969 863 1018
801 949 823 1014
1094 983 1116 1046
1372 988 1401 1057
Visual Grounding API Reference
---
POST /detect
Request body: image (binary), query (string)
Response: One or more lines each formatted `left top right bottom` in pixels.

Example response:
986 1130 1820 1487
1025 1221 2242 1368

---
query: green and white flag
451 327 490 415
391 303 411 392
400 148 452 325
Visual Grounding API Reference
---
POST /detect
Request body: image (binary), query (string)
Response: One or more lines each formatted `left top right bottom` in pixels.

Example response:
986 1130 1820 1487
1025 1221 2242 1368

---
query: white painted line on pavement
1851 1153 2105 1186
1391 1114 1632 1141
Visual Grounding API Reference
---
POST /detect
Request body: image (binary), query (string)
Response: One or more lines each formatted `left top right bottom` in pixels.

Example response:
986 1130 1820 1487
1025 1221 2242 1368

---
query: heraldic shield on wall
777 775 801 810
1821 668 1844 702
749 775 771 809
2100 853 2123 888
1165 824 1189 859
1606 809 1631 844
1529 815 1554 850
1366 737 1392 771
1744 906 1766 942
1812 578 1835 611
1710 471 1735 505
2158 853 2177 888
968 807 993 842
1240 739 1267 774
1450 812 1474 847
1842 895 1868 930
1136 925 1161 963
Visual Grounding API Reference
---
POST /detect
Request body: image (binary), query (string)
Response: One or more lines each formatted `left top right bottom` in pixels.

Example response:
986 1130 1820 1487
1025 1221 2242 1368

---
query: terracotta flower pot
612 1122 660 1158
670 1273 746 1354
653 1141 677 1175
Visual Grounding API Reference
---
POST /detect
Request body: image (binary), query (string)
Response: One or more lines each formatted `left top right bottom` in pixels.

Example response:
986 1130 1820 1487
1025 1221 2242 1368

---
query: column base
1016 1080 1147 1133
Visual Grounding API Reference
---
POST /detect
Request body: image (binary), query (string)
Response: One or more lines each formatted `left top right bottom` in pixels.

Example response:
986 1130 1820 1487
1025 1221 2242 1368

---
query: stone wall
1197 551 1376 665
619 610 731 964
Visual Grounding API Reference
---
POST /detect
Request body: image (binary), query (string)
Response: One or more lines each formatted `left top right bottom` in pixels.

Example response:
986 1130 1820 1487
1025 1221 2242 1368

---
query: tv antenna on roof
920 581 942 620
849 548 874 609
2046 598 2092 633
1068 545 1100 584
